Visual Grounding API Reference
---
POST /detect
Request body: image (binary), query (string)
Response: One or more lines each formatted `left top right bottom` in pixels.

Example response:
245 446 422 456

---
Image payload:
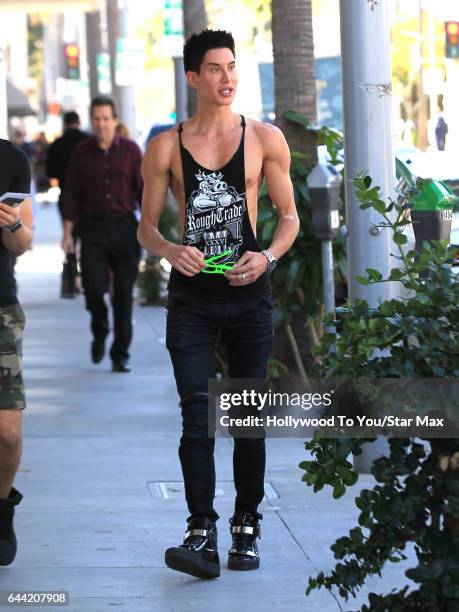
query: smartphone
0 192 31 207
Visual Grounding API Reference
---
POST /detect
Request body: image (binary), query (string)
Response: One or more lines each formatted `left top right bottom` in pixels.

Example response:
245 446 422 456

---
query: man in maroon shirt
62 97 143 372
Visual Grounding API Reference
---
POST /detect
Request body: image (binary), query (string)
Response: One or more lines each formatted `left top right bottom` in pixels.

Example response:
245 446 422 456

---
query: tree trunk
270 0 318 379
271 0 317 165
183 0 208 118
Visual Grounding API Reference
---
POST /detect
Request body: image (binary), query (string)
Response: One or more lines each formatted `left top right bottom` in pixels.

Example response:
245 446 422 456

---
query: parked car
397 149 459 204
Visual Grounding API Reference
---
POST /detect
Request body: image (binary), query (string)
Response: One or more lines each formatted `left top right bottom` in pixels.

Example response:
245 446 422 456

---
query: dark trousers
166 289 274 523
79 214 140 361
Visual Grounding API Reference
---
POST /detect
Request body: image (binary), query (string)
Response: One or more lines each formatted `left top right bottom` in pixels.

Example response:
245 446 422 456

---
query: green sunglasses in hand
201 249 235 274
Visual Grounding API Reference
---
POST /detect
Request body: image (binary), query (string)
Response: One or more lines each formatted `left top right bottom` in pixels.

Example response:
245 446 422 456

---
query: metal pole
339 0 395 472
106 0 120 106
85 11 101 102
417 0 428 150
174 56 187 122
118 0 136 139
340 0 396 305
0 47 7 139
321 240 335 334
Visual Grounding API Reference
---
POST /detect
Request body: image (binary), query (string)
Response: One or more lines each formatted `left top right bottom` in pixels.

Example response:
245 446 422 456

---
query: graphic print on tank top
183 167 246 264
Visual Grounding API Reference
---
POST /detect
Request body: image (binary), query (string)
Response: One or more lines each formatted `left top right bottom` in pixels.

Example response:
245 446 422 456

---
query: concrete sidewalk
0 203 415 611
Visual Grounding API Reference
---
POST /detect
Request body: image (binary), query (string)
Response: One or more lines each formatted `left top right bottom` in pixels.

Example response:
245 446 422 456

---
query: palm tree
271 0 317 164
270 0 320 378
182 0 208 117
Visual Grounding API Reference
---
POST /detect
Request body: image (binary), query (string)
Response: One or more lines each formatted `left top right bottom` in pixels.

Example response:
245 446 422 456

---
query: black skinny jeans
166 289 274 523
79 214 140 361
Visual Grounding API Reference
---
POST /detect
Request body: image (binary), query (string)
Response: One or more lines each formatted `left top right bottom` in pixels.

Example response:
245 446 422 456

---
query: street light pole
340 0 395 305
174 56 187 122
339 0 396 472
85 10 102 102
117 0 136 138
417 0 429 150
106 0 136 137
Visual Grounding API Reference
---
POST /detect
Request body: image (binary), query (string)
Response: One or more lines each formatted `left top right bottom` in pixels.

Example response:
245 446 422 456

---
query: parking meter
307 148 343 332
410 179 455 251
307 148 342 240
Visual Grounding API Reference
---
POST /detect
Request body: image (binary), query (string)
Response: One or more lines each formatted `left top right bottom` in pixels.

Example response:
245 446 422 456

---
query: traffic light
64 43 80 79
445 22 459 59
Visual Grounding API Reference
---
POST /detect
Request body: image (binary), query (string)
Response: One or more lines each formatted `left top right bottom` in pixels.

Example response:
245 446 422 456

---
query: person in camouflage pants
0 305 26 411
0 138 33 566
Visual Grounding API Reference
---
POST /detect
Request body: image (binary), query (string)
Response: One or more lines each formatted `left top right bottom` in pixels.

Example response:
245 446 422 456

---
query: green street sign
97 52 111 94
164 0 183 37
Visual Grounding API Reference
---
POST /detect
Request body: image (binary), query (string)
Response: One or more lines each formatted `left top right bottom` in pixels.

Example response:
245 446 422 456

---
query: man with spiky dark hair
139 29 299 579
183 29 236 72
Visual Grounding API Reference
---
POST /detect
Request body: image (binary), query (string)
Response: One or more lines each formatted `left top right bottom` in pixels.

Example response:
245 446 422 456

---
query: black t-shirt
0 139 31 306
46 128 90 195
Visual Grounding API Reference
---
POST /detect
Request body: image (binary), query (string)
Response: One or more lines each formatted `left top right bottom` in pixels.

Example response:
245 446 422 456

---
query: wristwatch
7 219 23 234
262 249 277 274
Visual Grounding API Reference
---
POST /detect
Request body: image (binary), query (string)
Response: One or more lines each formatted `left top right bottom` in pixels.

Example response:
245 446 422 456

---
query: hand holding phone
0 194 25 230
0 192 30 207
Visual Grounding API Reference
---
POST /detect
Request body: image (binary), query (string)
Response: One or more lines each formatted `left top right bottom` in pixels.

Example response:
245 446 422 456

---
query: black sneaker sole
228 555 260 571
165 547 220 579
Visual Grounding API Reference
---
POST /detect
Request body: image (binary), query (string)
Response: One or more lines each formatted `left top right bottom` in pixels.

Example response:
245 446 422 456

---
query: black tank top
0 139 30 307
0 231 17 306
168 115 270 299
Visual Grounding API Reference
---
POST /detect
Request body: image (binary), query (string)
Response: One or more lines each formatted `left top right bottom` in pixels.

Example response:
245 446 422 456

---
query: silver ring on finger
242 273 246 280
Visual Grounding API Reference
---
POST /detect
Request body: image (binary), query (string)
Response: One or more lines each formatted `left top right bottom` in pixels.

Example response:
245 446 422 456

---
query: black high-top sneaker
228 511 261 571
0 488 23 566
165 517 220 579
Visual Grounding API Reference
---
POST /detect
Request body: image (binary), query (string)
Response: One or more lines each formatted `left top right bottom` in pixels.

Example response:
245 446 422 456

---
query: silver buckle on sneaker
229 547 257 557
185 528 208 539
231 525 255 535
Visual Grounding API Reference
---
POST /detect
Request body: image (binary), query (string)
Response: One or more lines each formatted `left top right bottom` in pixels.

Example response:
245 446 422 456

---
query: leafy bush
303 176 459 611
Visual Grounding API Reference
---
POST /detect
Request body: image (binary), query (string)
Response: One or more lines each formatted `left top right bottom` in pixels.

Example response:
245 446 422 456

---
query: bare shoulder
248 119 289 160
143 125 179 172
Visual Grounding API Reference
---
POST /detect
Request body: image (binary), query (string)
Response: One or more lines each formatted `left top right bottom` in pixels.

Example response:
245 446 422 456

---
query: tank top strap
240 115 246 131
178 122 184 145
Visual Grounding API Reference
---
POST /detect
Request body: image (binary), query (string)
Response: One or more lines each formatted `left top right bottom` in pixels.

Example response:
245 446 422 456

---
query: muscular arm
0 199 33 256
226 124 299 286
261 125 299 259
137 132 205 276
